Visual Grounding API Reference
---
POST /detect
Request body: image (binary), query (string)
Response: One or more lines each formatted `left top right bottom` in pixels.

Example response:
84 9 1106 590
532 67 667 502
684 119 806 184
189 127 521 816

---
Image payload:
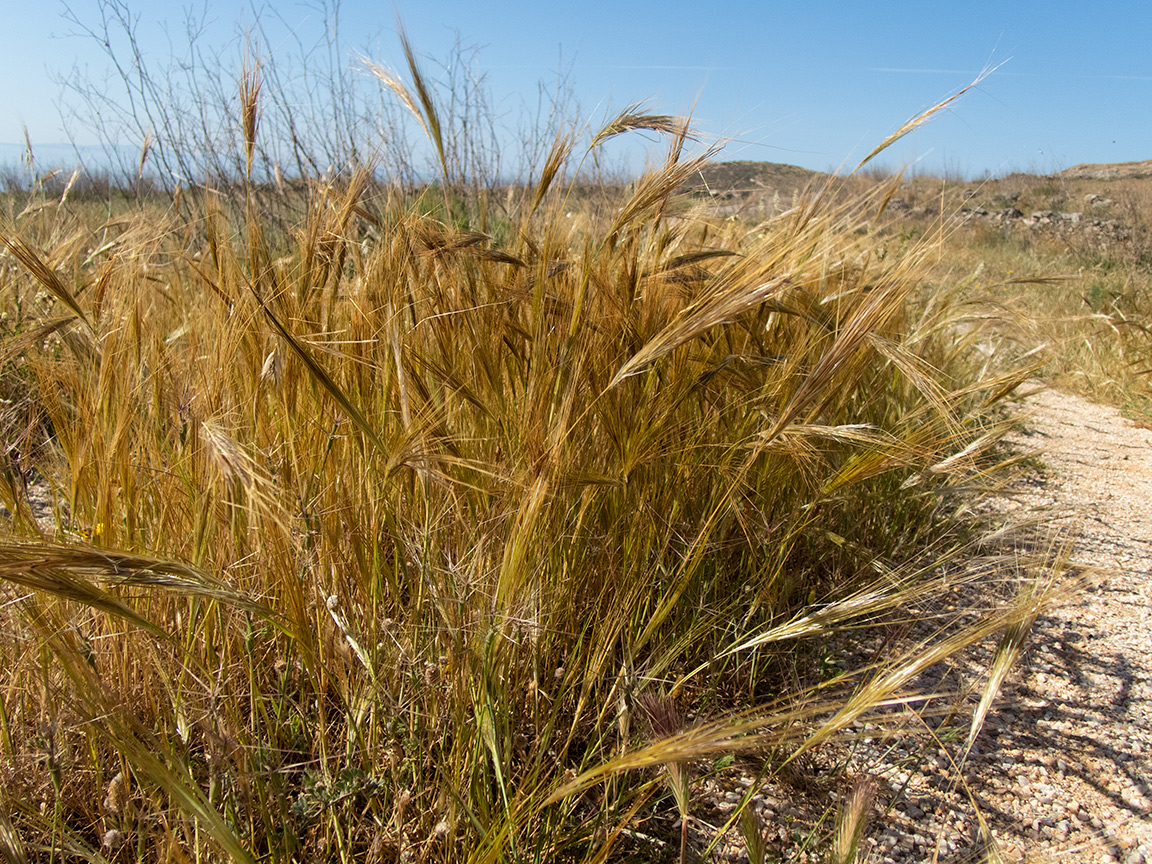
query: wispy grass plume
0 45 1055 864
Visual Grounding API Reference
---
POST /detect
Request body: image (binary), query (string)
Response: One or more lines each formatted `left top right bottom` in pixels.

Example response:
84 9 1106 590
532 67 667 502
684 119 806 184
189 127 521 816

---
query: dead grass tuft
0 57 1063 863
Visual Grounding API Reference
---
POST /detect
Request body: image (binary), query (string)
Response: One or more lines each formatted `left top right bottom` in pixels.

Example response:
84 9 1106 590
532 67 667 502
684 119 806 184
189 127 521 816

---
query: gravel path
685 388 1152 864
858 388 1152 864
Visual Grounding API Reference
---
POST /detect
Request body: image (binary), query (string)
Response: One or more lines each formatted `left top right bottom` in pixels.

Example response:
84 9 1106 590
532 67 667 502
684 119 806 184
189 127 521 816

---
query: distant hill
680 160 824 194
1057 159 1152 180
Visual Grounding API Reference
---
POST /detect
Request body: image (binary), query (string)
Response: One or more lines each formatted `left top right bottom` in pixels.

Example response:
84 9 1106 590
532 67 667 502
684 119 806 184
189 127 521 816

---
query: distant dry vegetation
688 160 1152 417
0 21 1148 864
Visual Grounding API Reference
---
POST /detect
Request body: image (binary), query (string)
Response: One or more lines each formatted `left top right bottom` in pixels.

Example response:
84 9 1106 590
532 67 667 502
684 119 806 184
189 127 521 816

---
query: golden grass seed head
637 691 684 740
103 771 127 815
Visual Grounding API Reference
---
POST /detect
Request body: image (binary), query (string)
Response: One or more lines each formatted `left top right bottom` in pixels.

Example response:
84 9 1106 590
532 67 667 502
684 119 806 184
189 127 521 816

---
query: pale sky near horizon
2 0 1149 179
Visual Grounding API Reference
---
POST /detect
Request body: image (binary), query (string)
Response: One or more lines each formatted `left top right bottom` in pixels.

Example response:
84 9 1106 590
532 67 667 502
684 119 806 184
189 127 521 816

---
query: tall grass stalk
0 61 1053 862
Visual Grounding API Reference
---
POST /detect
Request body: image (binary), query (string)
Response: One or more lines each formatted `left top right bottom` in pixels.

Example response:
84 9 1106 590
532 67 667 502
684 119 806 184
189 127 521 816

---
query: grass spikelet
397 25 448 183
607 146 719 240
361 56 429 143
965 559 1063 755
0 234 92 331
831 774 880 864
638 691 692 864
59 168 80 207
532 128 576 213
362 21 449 185
785 592 1049 762
852 64 999 173
239 51 262 179
137 131 153 187
199 418 287 526
590 102 689 149
740 807 765 864
19 124 33 174
0 541 271 622
254 295 390 458
103 771 127 816
610 273 793 386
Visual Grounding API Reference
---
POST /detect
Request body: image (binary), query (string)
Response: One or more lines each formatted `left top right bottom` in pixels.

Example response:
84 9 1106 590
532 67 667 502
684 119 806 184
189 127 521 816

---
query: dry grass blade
591 103 689 149
109 741 257 864
0 541 273 622
255 297 390 459
852 64 999 173
610 274 792 386
531 128 576 212
0 807 28 864
360 56 432 148
965 562 1063 755
0 235 92 331
831 775 880 864
239 50 263 178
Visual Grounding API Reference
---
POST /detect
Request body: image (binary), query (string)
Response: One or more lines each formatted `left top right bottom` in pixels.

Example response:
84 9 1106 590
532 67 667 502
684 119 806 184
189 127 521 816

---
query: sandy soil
688 387 1152 864
861 388 1152 864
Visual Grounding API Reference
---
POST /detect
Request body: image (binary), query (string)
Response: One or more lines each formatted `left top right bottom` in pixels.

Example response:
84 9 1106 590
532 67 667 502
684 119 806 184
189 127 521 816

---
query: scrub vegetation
4 19 1145 864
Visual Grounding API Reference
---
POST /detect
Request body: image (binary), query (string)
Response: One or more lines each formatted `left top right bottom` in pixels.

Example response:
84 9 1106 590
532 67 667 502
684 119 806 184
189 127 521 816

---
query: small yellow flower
78 522 104 542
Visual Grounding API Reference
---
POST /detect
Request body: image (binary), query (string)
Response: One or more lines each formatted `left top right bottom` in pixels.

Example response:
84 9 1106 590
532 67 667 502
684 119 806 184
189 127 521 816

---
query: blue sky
2 0 1149 179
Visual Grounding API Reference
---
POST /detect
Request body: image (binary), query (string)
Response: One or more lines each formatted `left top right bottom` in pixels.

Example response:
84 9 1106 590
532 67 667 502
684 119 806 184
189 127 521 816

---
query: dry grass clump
0 65 1052 863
